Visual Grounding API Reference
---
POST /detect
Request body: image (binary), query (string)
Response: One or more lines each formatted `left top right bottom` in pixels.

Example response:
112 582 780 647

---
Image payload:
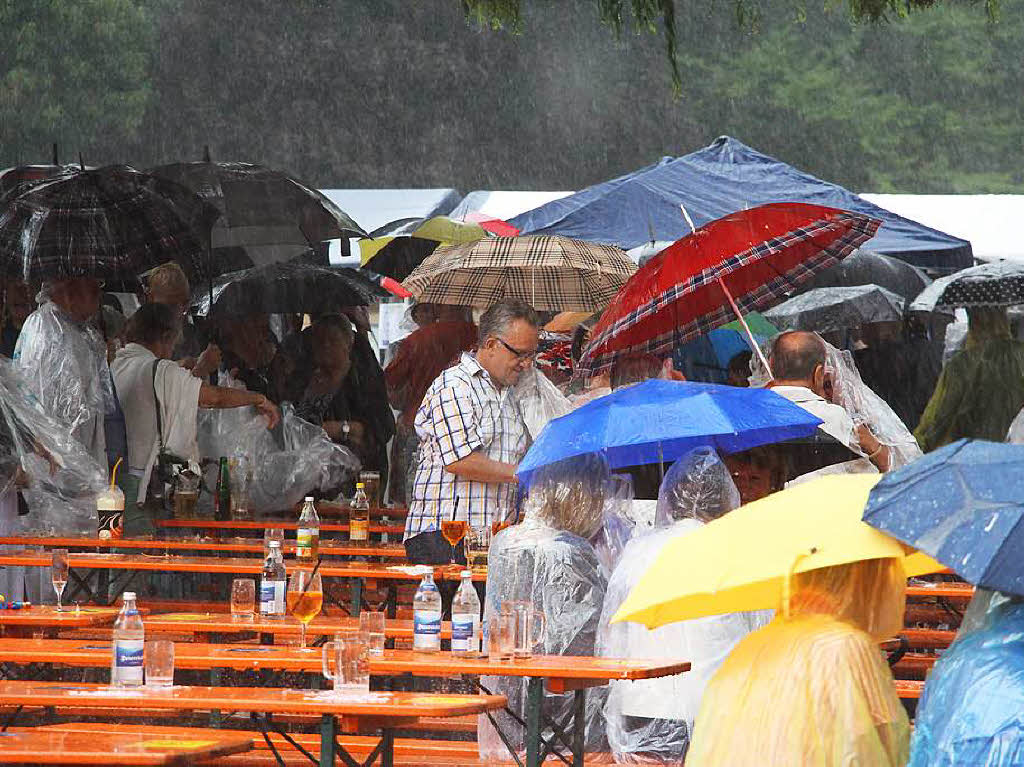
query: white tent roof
319 188 460 234
860 194 1023 264
450 190 573 222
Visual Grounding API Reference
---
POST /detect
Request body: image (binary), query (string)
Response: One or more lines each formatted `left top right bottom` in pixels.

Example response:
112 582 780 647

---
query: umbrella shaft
717 277 773 378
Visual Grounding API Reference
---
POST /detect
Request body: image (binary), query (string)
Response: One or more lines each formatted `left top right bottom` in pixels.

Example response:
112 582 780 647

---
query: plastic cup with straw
97 457 126 540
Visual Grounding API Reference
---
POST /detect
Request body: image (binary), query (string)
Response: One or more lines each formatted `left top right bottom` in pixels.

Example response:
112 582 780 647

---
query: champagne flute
51 549 69 612
286 569 323 651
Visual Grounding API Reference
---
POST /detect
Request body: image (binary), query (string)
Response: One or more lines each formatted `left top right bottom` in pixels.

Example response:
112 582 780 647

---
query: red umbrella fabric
579 202 881 373
463 211 520 237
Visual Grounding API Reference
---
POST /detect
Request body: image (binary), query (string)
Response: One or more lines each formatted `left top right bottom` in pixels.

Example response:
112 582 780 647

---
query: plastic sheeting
909 595 1024 767
197 400 359 513
514 366 572 441
686 557 910 767
592 474 637 577
480 453 610 761
0 357 106 535
12 300 113 468
597 448 766 763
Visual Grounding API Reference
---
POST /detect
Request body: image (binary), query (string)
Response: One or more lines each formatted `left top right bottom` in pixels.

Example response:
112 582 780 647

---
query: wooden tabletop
0 639 690 682
156 519 404 535
906 582 974 599
0 552 483 582
0 680 506 722
143 613 453 640
0 729 252 765
894 679 923 699
0 536 407 559
0 606 122 628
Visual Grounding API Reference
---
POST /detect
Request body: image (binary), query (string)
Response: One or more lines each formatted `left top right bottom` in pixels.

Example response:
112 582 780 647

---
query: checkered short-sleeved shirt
404 352 529 540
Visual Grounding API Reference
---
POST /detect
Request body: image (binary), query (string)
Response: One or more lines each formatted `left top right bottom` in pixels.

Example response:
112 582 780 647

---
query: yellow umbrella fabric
613 473 942 629
358 217 487 265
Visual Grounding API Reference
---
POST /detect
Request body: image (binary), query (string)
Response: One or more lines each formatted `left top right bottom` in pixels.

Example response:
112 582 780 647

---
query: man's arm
198 384 281 428
445 451 517 484
856 423 891 473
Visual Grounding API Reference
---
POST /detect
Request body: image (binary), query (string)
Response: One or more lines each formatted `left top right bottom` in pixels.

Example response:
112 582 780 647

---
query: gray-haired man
403 299 539 564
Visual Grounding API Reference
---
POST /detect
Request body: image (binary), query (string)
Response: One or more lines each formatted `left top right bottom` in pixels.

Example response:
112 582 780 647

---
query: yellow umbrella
358 217 487 265
613 473 942 629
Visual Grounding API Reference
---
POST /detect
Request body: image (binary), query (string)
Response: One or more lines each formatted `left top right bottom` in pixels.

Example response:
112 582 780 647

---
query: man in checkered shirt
404 299 539 562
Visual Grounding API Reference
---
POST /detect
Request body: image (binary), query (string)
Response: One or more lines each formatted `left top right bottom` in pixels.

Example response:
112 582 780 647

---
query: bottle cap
304 496 314 502
461 570 472 578
356 482 365 489
123 591 136 600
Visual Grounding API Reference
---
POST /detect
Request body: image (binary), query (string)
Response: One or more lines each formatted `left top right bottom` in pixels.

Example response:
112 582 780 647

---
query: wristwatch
341 420 351 441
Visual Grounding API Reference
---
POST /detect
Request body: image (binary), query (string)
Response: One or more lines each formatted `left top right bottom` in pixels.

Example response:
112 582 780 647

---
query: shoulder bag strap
151 358 166 452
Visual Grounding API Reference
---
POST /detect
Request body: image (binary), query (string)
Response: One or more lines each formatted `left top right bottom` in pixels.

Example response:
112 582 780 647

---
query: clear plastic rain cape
0 357 106 535
12 299 113 467
480 453 610 761
513 365 572 441
597 447 768 763
686 557 910 767
197 397 359 513
909 593 1024 767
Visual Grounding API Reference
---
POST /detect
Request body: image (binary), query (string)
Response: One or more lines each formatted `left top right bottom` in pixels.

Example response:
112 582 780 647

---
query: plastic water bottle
349 483 370 542
260 540 286 618
110 591 144 687
296 497 320 564
451 570 481 654
413 572 442 653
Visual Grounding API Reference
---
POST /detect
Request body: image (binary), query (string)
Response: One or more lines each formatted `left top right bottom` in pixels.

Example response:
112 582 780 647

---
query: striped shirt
405 352 529 540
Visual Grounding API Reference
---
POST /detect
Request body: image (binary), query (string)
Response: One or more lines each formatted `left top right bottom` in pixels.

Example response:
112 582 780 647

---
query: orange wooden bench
895 679 924 700
0 727 252 765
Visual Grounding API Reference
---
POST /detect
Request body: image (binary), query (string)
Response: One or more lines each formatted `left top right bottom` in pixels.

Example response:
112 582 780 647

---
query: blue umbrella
863 439 1024 595
516 380 825 483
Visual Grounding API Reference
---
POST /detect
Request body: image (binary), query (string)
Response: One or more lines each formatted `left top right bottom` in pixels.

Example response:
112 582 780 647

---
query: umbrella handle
717 277 773 379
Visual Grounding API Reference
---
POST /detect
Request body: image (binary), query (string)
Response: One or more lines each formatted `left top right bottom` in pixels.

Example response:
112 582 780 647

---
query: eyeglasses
495 337 537 362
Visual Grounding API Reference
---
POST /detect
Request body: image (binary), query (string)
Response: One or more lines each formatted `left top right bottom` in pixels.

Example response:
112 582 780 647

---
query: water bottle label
259 580 285 614
413 610 442 650
113 639 144 684
451 616 477 652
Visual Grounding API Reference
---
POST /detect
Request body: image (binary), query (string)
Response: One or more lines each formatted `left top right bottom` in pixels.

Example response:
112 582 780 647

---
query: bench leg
320 714 337 767
350 578 363 617
572 689 585 767
525 676 543 767
379 728 394 767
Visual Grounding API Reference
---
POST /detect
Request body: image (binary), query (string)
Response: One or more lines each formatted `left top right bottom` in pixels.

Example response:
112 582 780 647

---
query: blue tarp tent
510 136 972 271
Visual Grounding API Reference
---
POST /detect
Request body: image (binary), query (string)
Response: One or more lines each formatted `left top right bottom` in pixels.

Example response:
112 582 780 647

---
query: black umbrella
148 159 365 269
799 249 931 301
0 165 217 283
361 237 439 282
763 285 906 334
193 261 387 317
911 260 1024 312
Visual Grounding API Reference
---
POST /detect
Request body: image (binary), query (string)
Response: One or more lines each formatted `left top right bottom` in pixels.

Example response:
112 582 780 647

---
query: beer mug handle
531 610 546 649
321 641 338 682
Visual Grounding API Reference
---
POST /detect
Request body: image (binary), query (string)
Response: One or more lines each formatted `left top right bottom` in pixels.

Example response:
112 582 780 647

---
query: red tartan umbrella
579 202 881 374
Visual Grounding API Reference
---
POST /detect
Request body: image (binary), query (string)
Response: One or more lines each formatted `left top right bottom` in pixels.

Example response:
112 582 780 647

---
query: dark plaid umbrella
0 165 217 283
763 284 906 334
193 261 386 317
911 260 1024 312
401 234 636 311
148 160 365 269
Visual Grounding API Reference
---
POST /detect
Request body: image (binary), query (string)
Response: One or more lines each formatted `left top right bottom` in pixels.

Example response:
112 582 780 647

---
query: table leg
380 728 394 767
572 689 585 767
525 676 543 767
350 578 363 617
319 713 337 767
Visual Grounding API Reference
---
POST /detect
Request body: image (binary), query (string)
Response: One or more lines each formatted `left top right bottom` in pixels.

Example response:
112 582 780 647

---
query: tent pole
717 276 773 379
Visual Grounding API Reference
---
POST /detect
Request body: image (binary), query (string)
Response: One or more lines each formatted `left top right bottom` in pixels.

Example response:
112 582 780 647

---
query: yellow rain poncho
686 557 910 767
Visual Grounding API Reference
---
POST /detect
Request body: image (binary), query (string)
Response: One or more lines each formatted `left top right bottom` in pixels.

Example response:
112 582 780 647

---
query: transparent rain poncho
197 401 359 513
480 453 610 761
0 357 106 535
13 299 113 467
686 557 910 767
597 447 768 763
513 365 572 441
909 593 1024 767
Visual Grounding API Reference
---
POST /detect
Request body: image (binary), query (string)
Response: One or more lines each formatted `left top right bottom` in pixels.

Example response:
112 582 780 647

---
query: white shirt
111 344 202 501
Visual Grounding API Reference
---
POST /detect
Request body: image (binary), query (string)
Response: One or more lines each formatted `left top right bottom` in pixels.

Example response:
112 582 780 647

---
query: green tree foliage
0 0 152 165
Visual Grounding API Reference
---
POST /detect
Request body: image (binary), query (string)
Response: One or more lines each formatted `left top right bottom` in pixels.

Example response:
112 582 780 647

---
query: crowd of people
5 258 1024 765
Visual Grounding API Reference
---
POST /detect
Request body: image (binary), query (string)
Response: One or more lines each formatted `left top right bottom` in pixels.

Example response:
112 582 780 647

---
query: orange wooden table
142 612 453 643
0 535 407 560
155 519 405 536
906 582 974 599
895 679 923 700
0 551 481 613
0 728 252 765
0 642 688 767
0 606 122 638
0 680 504 767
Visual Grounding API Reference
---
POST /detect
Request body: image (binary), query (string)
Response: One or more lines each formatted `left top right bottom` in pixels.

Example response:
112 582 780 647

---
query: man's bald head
770 331 827 390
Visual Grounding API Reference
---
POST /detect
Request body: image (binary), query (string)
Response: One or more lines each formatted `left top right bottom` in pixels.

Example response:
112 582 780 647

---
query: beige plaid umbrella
400 235 636 311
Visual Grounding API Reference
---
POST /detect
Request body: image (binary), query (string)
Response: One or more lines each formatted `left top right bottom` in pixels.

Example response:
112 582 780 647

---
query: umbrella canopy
358 217 490 282
515 379 826 483
401 234 636 311
672 313 778 383
800 249 931 301
147 160 365 269
0 165 216 283
614 474 942 629
911 260 1024 312
763 285 906 335
579 203 881 373
193 261 386 317
863 439 1024 596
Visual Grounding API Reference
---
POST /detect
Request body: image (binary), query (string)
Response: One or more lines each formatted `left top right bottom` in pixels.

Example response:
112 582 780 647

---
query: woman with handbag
111 303 280 536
